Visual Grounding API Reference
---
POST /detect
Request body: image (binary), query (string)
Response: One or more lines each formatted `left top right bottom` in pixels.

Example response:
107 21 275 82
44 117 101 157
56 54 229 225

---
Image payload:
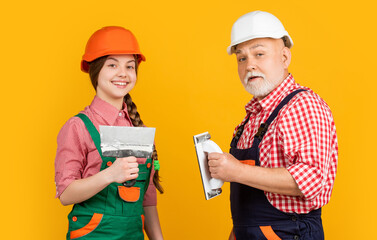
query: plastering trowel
100 125 155 186
194 132 224 200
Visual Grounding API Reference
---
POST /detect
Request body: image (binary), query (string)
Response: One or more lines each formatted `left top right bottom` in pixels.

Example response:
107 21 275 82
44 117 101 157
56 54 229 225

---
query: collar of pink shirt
244 74 297 115
88 96 132 126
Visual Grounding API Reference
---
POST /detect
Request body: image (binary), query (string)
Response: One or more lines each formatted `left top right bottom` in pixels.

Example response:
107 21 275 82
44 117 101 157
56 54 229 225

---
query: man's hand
208 152 303 196
208 152 242 182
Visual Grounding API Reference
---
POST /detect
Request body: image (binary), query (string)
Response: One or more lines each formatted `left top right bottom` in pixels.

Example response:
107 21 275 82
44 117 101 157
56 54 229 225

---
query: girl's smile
112 81 130 87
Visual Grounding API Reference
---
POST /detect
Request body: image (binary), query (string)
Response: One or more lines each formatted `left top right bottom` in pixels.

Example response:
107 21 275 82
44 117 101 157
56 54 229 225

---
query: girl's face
96 54 137 108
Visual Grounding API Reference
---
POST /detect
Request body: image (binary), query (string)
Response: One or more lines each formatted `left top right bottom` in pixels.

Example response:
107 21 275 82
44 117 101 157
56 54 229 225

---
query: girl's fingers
126 156 138 162
129 173 138 179
128 167 139 174
116 156 137 162
128 162 139 168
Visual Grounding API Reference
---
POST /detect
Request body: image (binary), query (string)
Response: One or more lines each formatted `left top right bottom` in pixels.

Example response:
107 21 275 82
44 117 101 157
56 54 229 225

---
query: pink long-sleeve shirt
55 96 157 206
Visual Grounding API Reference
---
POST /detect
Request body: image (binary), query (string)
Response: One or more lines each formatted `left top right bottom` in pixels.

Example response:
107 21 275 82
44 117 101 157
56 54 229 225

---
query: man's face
235 38 291 100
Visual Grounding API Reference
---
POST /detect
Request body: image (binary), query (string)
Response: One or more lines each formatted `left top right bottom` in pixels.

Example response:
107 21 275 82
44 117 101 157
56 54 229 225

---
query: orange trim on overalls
141 214 145 230
259 226 282 240
70 213 103 239
240 159 255 166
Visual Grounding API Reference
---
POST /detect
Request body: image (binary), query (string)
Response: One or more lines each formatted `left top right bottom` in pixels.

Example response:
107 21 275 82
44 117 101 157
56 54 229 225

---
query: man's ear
282 47 291 69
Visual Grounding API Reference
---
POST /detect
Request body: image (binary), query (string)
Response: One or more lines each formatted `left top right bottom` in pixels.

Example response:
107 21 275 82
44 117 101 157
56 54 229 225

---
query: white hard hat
227 11 293 55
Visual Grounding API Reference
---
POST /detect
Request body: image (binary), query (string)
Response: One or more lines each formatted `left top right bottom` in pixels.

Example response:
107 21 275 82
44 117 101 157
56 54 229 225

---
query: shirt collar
245 74 296 114
89 96 130 125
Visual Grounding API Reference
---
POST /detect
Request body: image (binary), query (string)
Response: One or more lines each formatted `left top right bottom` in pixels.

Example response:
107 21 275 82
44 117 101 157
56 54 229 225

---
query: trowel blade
100 126 155 158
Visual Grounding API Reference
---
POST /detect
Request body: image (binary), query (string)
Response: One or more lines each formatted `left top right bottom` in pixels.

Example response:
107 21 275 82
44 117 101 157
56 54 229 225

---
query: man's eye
238 57 246 62
256 53 263 57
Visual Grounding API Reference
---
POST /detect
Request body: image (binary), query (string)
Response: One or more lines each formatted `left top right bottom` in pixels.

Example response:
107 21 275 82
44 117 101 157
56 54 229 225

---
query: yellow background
0 0 375 239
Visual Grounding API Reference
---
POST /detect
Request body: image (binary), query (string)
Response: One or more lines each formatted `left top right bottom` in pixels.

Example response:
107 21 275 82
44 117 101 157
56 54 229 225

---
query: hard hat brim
81 53 146 73
227 33 293 55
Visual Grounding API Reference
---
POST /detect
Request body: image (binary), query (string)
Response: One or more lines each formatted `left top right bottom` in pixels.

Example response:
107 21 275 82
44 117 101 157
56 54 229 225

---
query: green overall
66 113 152 240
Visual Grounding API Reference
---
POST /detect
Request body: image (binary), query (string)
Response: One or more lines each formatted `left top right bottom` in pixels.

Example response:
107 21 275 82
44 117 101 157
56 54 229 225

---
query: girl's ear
282 47 291 69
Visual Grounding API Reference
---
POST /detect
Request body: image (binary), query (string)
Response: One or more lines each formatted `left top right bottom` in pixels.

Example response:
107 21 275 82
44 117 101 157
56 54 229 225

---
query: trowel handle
202 140 224 189
123 179 136 187
202 140 223 154
209 178 224 189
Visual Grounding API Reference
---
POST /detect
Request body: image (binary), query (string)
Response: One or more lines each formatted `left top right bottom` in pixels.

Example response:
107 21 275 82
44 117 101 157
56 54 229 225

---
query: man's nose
246 58 257 71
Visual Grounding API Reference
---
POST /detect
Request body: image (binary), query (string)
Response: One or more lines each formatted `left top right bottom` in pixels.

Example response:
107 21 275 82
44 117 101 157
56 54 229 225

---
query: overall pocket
118 186 141 202
69 213 103 239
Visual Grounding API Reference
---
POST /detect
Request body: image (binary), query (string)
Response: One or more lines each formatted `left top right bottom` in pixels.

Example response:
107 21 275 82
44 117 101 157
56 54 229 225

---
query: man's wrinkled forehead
235 38 284 53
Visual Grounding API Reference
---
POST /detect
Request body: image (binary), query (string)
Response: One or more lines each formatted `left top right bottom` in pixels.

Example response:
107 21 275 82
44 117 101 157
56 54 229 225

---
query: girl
55 26 164 240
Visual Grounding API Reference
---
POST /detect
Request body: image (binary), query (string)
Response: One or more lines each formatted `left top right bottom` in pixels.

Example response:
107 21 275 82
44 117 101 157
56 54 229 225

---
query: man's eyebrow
251 43 264 49
235 43 265 54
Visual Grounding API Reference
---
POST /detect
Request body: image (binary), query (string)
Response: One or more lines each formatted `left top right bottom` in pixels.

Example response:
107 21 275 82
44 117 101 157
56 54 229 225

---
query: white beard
243 72 277 99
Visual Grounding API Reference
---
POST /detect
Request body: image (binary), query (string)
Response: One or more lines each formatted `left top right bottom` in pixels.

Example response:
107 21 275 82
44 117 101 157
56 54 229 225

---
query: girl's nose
117 66 127 77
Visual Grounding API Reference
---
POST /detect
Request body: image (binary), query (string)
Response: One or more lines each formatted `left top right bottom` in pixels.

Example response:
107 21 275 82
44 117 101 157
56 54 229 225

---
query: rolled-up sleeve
55 118 86 198
281 93 337 200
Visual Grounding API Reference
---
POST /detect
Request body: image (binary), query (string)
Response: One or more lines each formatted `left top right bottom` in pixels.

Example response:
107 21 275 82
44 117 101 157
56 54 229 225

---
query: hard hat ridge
227 11 293 55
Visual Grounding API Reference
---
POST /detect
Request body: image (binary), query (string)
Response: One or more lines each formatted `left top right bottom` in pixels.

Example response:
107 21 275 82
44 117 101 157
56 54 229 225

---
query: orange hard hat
81 26 146 73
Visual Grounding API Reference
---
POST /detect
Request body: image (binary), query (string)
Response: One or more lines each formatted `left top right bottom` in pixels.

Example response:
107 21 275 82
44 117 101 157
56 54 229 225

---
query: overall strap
75 113 103 156
231 89 306 147
254 89 306 141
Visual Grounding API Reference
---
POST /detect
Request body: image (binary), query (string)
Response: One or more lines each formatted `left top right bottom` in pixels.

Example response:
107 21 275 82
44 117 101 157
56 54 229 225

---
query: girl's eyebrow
107 57 119 62
107 57 135 64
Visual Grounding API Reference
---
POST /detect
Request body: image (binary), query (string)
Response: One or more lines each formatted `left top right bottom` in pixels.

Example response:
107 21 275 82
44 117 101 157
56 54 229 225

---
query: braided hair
88 55 164 194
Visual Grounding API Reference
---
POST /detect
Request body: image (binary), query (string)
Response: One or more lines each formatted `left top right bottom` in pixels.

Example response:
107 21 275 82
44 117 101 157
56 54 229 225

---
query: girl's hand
108 156 139 183
59 156 139 206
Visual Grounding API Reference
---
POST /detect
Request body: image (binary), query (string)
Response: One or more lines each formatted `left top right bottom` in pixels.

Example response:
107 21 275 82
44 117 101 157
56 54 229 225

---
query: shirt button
118 112 122 117
72 216 77 222
294 235 299 240
107 161 112 167
291 216 297 221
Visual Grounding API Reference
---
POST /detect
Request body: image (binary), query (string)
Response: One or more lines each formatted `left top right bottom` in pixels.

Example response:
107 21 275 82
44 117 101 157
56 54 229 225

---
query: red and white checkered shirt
234 74 338 214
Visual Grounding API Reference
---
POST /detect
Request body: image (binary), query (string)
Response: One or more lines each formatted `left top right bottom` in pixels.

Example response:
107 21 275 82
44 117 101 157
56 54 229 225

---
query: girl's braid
124 93 164 194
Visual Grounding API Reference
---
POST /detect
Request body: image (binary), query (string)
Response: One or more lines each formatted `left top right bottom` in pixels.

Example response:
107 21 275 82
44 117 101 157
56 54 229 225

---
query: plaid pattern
235 74 338 213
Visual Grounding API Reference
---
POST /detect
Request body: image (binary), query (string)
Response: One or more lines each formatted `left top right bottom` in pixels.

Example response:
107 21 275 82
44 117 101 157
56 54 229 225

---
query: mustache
244 72 265 84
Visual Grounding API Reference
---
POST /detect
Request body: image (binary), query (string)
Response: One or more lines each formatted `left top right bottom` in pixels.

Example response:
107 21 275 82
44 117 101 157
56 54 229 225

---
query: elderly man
208 11 338 240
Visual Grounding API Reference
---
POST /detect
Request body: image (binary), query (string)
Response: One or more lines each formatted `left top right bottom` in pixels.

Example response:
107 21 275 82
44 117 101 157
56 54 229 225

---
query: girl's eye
108 63 117 68
127 65 135 69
